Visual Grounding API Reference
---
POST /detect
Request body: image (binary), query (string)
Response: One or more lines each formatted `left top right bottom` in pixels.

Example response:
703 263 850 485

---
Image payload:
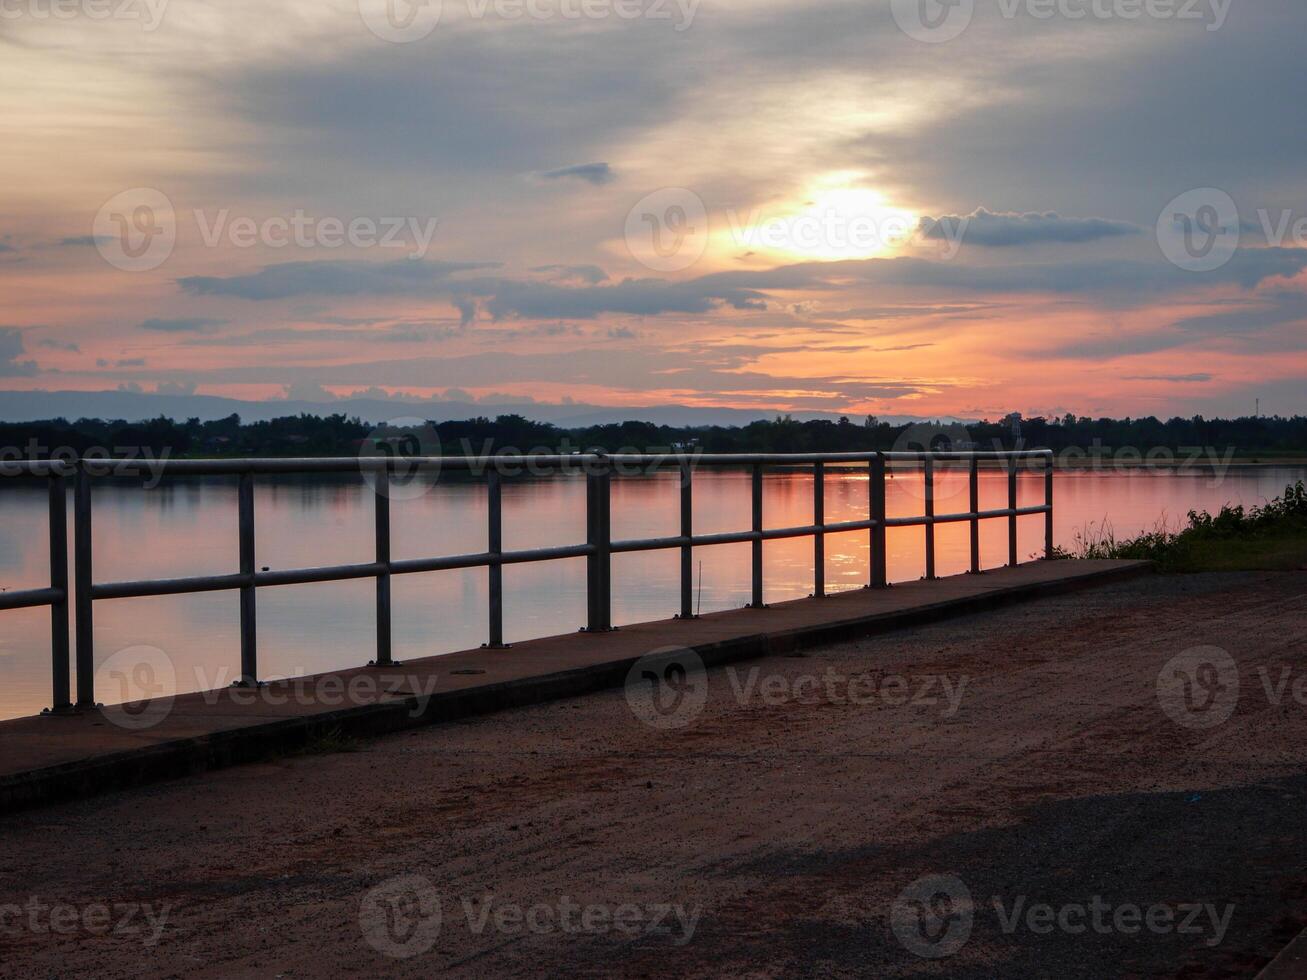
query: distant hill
0 390 965 427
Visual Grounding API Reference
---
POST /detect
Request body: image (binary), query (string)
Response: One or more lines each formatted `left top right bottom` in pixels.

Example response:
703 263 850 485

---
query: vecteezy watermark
726 667 969 716
724 207 922 259
1156 649 1307 729
891 874 974 958
0 442 172 488
1159 188 1307 273
197 668 445 718
93 188 177 273
358 0 442 42
359 417 443 502
359 0 698 42
0 897 173 947
0 0 170 30
93 189 440 271
360 875 443 959
1157 645 1239 729
192 210 438 259
625 646 708 729
892 873 1235 958
625 187 709 273
97 645 176 731
94 646 447 731
359 875 700 959
891 0 1231 42
1156 188 1241 273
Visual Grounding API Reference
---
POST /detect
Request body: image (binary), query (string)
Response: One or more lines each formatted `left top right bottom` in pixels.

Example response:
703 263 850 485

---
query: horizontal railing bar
92 573 249 601
820 518 880 534
614 523 831 553
0 587 64 611
392 543 595 576
256 563 384 588
0 460 76 478
886 505 1051 528
24 449 1056 480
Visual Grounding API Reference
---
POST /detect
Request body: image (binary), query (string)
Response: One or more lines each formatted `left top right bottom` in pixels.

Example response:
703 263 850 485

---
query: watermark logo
625 187 709 272
893 0 1231 40
360 875 443 959
97 644 175 731
0 0 171 30
93 188 176 273
461 894 700 944
1156 188 1240 273
359 0 442 42
727 667 968 715
360 417 442 501
892 874 974 959
892 422 976 504
0 897 173 947
723 205 919 259
193 210 439 259
624 646 708 729
1157 645 1239 729
891 0 974 43
893 873 1235 958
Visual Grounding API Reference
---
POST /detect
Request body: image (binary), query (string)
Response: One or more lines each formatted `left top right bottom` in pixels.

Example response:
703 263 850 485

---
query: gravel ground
3 569 1307 978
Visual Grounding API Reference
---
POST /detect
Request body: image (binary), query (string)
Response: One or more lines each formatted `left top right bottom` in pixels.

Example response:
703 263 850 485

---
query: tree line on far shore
1 411 1305 460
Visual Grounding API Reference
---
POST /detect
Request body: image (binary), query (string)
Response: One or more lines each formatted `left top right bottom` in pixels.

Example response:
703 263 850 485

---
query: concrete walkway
0 559 1149 813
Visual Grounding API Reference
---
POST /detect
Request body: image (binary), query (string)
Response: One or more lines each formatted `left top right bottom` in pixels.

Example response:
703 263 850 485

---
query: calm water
0 465 1302 721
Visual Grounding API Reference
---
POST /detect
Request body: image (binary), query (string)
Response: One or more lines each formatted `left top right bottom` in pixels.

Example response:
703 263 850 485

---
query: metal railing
1 450 1054 714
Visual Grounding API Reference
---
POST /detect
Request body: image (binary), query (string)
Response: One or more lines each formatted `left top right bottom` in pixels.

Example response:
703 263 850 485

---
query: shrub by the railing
1055 481 1307 571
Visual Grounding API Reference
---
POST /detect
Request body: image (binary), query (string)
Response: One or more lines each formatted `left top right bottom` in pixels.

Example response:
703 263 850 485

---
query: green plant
1060 481 1307 572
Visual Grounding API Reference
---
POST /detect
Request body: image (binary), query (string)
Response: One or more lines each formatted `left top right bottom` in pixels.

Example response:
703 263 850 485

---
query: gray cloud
0 328 37 377
1049 289 1307 360
107 344 933 407
1123 374 1213 383
538 163 615 185
55 236 110 248
919 209 1141 248
37 338 81 352
140 317 229 333
179 260 497 301
531 264 609 284
173 247 1307 327
861 4 1307 222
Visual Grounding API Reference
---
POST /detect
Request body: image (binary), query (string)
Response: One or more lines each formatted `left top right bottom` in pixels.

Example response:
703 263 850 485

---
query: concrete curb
0 560 1152 815
1256 927 1307 979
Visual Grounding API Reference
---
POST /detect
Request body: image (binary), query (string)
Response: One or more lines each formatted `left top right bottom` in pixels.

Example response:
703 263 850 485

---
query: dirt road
4 569 1307 978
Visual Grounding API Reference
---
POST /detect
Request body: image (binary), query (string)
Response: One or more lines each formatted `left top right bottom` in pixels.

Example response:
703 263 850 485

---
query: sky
1 0 1305 421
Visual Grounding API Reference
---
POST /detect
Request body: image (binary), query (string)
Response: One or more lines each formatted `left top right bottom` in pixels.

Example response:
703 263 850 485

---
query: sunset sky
1 0 1304 420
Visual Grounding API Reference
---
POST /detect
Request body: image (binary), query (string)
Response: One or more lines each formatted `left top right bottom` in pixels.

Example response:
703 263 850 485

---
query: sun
720 174 918 263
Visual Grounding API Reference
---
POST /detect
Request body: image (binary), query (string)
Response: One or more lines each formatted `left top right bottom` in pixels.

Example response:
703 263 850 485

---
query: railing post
813 461 825 598
585 462 612 631
47 471 71 714
486 467 505 647
373 466 394 665
678 459 694 619
1008 458 1019 567
237 469 258 687
749 463 764 607
73 463 95 708
924 456 936 581
1045 453 1055 559
968 456 981 574
870 454 887 588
